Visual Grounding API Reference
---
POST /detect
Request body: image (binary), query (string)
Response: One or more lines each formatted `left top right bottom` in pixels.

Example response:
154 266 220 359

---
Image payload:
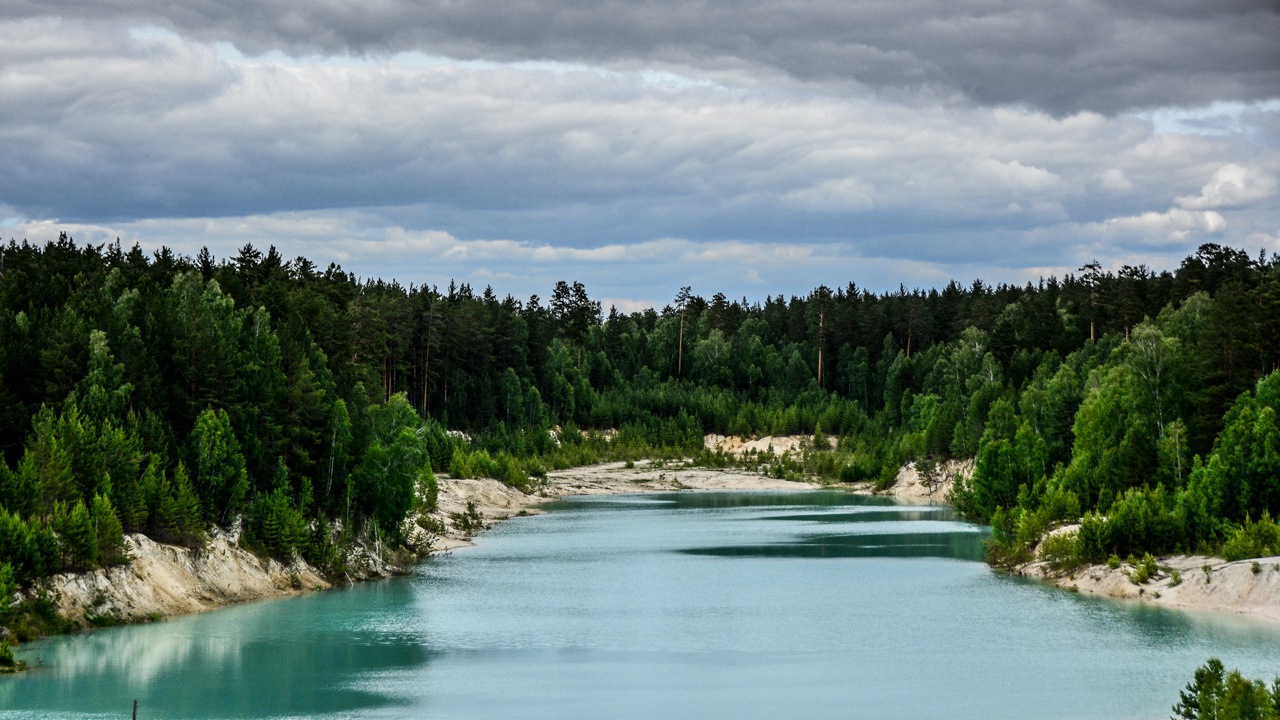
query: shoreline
852 459 1280 625
18 455 1280 666
14 460 819 660
1017 555 1280 624
426 460 821 552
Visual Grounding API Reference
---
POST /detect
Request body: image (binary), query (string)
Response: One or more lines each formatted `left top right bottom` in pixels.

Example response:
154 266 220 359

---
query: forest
2 235 1280 611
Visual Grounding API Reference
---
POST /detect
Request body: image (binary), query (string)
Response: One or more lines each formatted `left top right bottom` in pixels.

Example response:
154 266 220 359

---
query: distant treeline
1 236 1279 603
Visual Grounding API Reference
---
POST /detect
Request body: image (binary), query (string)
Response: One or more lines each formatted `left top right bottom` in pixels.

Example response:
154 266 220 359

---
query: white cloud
0 19 1276 297
1176 164 1278 210
1098 168 1134 193
1089 208 1227 246
0 211 1090 301
1246 229 1280 253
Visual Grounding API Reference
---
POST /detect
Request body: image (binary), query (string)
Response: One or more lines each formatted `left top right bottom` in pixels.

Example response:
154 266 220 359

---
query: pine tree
146 465 179 543
56 500 97 570
91 494 126 566
172 463 205 547
190 408 249 527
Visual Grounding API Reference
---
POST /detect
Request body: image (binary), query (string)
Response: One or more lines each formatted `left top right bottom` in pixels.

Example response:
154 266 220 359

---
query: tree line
1 236 1279 606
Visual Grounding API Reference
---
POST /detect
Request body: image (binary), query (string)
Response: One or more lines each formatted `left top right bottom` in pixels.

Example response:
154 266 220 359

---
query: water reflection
1 584 432 718
760 508 954 523
5 488 1280 720
681 530 988 561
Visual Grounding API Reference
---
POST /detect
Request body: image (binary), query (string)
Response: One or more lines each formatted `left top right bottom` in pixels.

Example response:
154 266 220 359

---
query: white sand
425 460 818 551
45 528 331 626
1021 553 1280 623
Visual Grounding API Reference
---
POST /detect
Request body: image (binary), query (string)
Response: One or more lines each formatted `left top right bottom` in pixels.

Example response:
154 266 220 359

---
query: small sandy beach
428 460 818 551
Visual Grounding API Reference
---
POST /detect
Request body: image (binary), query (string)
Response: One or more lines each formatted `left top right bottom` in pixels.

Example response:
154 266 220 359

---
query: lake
4 489 1280 719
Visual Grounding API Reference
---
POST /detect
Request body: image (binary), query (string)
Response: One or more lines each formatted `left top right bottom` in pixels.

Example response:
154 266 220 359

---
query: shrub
449 501 485 535
1127 552 1158 584
1039 531 1083 572
873 464 899 491
243 488 307 561
1221 513 1280 562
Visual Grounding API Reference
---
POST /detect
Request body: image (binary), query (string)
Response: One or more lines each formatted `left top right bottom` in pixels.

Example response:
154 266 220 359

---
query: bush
243 489 307 561
1127 552 1158 584
0 637 23 671
449 501 485 535
416 468 439 512
1221 513 1280 562
1038 531 1083 572
873 464 899 491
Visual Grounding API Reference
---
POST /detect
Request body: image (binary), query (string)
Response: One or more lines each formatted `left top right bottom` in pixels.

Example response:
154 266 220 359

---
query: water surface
5 490 1279 719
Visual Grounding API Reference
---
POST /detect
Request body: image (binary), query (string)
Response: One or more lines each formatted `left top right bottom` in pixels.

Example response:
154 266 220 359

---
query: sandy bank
43 529 331 627
29 460 813 636
425 460 818 551
848 458 972 505
1020 554 1280 623
704 434 812 457
703 433 971 505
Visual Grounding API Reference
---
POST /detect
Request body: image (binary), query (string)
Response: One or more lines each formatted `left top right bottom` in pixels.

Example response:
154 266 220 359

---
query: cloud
1176 163 1278 210
1091 208 1227 246
0 211 1080 300
0 17 1276 299
5 0 1279 114
1 20 1273 254
1098 169 1134 194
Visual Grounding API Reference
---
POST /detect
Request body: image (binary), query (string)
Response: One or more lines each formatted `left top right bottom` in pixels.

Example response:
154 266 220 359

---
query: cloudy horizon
1 1 1277 307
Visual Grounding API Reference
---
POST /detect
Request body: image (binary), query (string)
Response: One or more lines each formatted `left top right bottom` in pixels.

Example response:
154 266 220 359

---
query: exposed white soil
859 460 1280 623
847 458 973 505
1021 552 1280 623
422 461 818 552
44 450 1280 631
887 458 971 503
42 528 330 626
703 433 813 457
703 435 970 505
38 459 814 633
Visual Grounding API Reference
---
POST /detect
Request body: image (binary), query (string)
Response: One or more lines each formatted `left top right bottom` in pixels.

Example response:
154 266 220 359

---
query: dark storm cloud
5 0 1279 114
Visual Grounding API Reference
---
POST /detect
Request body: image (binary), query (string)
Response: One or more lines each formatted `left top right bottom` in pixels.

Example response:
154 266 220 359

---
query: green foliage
0 562 15 625
3 238 1280 599
449 500 485 535
0 636 19 670
54 500 97 571
1172 658 1280 720
1221 513 1280 562
1187 371 1280 526
91 494 127 566
1127 552 1158 584
147 462 205 547
190 408 250 527
243 488 307 560
350 394 431 541
1037 531 1082 572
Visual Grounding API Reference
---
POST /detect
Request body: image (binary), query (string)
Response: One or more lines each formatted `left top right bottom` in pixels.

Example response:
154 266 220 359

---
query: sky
1 1 1278 309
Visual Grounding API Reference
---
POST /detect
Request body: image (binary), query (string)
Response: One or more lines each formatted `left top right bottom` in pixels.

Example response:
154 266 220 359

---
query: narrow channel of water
4 490 1279 719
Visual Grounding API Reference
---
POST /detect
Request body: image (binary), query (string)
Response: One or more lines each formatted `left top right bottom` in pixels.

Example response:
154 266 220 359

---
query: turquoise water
4 489 1280 719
